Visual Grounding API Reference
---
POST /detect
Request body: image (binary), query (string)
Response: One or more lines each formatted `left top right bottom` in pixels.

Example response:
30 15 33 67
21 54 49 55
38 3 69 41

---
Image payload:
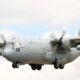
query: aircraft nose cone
2 48 14 57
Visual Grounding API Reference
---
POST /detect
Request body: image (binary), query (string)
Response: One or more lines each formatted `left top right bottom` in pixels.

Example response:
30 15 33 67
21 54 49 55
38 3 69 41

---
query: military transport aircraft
0 32 80 70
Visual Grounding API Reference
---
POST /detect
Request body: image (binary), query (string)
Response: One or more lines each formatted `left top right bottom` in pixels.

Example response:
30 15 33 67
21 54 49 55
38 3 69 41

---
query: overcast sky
0 0 80 80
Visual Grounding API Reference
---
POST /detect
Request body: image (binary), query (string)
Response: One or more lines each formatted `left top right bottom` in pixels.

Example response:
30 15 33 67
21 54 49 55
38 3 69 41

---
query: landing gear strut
12 62 19 68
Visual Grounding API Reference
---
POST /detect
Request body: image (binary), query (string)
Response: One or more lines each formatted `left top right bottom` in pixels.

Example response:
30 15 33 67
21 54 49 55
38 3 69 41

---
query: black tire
12 62 19 68
54 62 59 69
54 64 59 69
31 65 36 70
12 63 16 68
59 64 64 69
53 59 59 69
37 65 42 70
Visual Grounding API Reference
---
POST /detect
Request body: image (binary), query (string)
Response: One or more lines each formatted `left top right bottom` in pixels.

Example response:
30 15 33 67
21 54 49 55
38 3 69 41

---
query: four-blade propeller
50 31 66 48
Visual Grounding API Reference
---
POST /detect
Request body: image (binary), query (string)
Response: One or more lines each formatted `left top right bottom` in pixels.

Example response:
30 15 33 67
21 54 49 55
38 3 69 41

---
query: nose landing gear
12 62 19 68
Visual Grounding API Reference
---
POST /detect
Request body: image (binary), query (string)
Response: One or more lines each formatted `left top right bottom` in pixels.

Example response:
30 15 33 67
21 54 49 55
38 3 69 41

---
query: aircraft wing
70 38 80 47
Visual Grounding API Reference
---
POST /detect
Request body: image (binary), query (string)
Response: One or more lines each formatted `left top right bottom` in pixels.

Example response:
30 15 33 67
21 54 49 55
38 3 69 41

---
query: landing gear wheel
30 64 42 70
53 59 59 69
12 62 19 68
31 65 36 70
59 64 64 69
54 63 59 69
37 65 42 70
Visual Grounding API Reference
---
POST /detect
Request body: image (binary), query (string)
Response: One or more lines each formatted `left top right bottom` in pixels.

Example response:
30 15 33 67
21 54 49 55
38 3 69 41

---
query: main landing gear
29 64 42 70
53 59 64 69
12 62 20 68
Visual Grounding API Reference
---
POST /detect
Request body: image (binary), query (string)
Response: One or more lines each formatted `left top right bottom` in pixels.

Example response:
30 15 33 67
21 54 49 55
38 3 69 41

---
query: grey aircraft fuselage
2 39 80 66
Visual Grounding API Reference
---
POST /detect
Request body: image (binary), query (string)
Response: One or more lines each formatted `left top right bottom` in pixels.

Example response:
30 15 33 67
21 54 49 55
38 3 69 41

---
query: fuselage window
16 48 20 52
15 42 21 52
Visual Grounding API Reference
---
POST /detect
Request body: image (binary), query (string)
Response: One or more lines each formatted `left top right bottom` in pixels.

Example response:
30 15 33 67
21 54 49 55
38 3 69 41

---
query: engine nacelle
77 45 80 50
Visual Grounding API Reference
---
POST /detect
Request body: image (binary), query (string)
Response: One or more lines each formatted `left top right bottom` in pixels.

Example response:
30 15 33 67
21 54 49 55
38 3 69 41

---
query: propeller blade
0 34 7 46
59 31 66 41
57 31 66 47
51 31 66 48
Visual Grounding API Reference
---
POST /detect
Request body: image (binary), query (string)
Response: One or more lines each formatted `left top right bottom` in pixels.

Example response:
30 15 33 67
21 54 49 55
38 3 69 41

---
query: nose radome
2 48 14 57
